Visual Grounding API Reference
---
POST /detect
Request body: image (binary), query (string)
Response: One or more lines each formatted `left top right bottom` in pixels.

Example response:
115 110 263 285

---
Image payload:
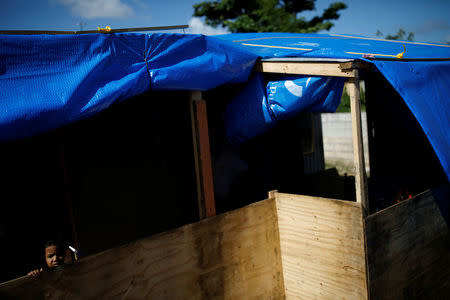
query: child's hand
27 268 43 277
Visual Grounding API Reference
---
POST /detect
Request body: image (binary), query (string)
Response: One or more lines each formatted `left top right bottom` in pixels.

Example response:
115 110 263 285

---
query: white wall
321 112 370 171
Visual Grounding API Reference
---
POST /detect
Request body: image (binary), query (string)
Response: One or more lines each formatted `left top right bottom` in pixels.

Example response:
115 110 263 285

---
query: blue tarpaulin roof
223 74 346 145
0 32 449 180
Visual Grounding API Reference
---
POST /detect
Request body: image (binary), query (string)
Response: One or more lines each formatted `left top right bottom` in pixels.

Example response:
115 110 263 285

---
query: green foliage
336 85 366 112
376 28 414 41
193 0 347 33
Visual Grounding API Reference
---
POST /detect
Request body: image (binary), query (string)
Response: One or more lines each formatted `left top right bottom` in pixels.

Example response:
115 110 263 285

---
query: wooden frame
348 71 369 214
259 60 369 213
187 60 369 221
186 60 369 223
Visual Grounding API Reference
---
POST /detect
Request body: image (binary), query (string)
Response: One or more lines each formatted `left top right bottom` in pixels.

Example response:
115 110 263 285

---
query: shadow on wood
0 199 284 299
2 188 448 299
365 186 450 300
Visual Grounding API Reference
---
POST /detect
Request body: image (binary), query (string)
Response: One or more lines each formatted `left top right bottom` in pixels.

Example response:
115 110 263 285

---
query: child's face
45 245 65 268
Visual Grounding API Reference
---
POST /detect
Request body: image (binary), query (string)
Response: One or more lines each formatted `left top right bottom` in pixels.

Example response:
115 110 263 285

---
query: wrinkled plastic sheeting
224 73 345 145
145 34 258 90
373 60 450 181
217 33 450 180
0 33 258 141
217 33 450 60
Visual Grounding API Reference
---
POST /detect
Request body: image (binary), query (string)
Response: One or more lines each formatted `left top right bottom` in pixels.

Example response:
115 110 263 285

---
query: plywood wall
0 198 285 300
274 192 367 300
8 188 446 300
365 188 450 300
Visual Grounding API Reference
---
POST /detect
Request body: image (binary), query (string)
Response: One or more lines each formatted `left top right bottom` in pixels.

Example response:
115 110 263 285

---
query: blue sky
0 0 449 43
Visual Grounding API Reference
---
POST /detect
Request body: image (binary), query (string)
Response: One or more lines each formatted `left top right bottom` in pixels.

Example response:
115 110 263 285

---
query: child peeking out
27 240 72 277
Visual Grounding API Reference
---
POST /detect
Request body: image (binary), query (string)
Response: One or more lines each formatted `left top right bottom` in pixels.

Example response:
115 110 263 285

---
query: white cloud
59 0 134 19
187 17 228 35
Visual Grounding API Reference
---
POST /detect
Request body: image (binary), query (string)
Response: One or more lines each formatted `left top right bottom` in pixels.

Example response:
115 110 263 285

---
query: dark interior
0 90 199 281
205 82 355 214
1 71 447 282
365 72 448 212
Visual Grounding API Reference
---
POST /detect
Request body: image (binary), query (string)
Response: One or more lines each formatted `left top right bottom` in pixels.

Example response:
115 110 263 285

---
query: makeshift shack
0 31 449 299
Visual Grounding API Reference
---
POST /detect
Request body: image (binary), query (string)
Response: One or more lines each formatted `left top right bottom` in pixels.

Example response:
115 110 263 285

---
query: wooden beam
190 91 216 219
259 61 357 77
348 72 369 215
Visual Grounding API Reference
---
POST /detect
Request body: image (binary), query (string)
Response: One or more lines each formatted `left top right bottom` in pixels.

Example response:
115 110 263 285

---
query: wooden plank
365 188 450 300
190 91 216 219
339 61 374 72
348 73 369 215
0 198 285 300
259 61 357 77
274 192 368 300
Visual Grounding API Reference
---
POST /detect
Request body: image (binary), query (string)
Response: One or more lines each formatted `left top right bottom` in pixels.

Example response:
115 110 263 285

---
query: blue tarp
216 32 450 59
0 32 449 179
0 33 257 140
374 60 450 181
224 74 345 145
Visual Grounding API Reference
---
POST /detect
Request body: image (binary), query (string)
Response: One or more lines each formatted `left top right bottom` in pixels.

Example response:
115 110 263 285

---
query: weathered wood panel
365 188 450 300
0 199 284 300
274 192 367 300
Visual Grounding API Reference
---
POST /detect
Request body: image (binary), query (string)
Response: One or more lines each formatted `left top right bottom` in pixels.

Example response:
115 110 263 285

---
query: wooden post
348 72 369 216
190 91 216 219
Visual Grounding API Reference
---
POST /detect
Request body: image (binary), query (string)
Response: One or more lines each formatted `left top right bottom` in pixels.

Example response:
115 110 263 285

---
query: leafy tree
336 86 366 113
193 0 347 33
376 29 414 41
